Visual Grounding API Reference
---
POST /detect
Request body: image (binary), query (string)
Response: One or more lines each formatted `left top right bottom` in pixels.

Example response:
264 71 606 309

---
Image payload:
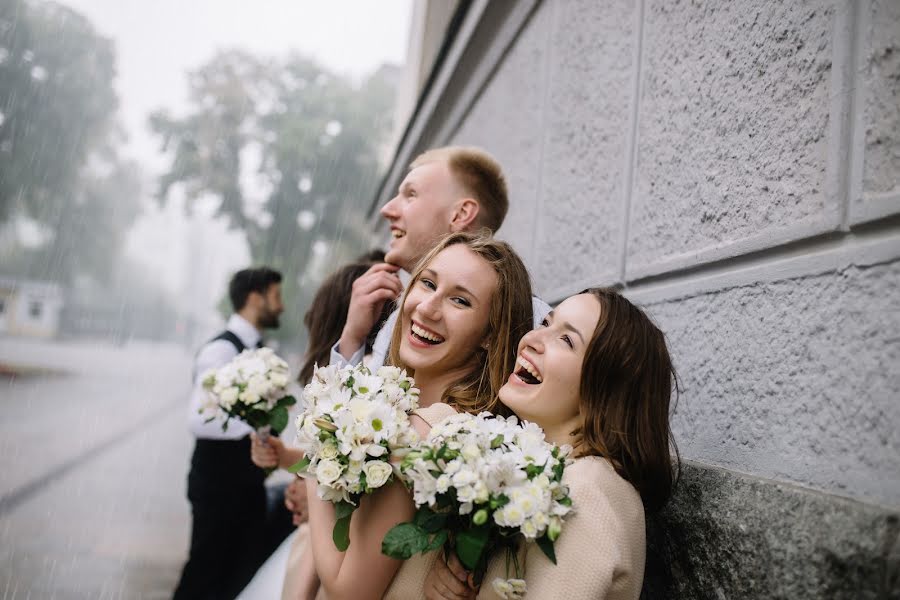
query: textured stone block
451 2 553 268
643 260 900 506
642 461 900 599
851 0 900 224
629 0 838 278
532 0 636 296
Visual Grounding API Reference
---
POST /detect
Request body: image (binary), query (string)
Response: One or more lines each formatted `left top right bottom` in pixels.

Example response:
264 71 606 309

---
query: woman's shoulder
564 456 644 520
411 402 458 427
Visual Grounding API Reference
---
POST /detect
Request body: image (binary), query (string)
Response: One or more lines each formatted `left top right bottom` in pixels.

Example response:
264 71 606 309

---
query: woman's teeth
391 230 405 238
411 323 444 344
516 356 542 383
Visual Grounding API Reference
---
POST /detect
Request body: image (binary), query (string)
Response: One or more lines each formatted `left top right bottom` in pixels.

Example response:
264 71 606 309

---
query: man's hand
285 478 309 525
337 263 402 360
423 553 477 600
251 433 305 471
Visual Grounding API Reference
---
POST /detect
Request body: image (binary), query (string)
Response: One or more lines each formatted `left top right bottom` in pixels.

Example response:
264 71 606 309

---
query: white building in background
0 277 63 338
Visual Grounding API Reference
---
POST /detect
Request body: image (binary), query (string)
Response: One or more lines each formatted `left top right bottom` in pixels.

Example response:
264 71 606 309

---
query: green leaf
414 507 447 533
424 529 448 553
334 500 356 520
455 526 490 571
536 534 557 565
269 405 289 434
333 513 352 552
277 395 296 408
287 456 310 473
381 523 430 559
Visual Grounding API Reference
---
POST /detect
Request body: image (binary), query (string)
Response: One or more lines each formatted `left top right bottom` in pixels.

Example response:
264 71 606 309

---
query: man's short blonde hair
410 146 509 233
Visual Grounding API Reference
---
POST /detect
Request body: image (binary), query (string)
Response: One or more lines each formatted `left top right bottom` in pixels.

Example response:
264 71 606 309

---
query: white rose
315 459 343 485
219 387 239 408
319 443 339 460
269 372 288 389
363 460 393 488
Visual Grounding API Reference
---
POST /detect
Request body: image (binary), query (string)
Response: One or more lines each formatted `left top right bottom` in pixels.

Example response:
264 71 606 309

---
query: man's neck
235 310 261 333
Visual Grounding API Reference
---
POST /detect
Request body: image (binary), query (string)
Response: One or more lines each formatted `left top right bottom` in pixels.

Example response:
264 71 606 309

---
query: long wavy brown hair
298 255 388 384
388 231 533 416
574 288 680 513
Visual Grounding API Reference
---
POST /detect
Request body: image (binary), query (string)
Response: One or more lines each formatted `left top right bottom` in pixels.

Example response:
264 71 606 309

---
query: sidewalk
0 337 194 599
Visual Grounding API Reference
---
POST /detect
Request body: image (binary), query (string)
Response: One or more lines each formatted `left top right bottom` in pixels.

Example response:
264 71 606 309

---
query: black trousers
173 437 291 600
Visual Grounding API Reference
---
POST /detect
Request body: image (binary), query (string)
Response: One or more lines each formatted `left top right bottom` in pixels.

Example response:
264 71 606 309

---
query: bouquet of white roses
289 363 420 550
200 347 296 440
382 412 573 599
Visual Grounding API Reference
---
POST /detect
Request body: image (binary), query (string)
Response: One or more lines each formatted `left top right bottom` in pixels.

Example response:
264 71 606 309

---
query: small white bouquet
290 363 420 550
382 412 574 599
200 347 296 441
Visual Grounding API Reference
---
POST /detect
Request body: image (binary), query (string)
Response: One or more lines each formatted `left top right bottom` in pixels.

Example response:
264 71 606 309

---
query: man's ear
448 198 480 232
246 290 263 310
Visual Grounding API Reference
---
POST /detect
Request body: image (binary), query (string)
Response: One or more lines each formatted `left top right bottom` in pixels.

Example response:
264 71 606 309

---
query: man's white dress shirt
188 314 259 440
329 296 551 370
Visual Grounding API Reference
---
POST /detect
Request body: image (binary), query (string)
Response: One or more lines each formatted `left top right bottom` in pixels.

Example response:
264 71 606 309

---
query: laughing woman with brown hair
425 288 679 600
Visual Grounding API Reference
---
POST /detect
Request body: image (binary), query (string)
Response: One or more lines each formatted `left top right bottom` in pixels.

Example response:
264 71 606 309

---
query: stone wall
378 0 900 596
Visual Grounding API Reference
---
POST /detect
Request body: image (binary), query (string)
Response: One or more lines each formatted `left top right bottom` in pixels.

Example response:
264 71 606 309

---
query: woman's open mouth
410 322 444 345
514 355 542 384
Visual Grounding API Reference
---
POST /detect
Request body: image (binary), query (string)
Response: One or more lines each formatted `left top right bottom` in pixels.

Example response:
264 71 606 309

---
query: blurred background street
0 339 193 598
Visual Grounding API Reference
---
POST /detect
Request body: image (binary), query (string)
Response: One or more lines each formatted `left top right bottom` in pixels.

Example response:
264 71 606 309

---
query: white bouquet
382 412 573 599
290 363 420 550
200 347 296 440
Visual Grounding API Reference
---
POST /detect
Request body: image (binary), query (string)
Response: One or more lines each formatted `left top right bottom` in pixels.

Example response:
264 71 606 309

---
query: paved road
0 337 194 599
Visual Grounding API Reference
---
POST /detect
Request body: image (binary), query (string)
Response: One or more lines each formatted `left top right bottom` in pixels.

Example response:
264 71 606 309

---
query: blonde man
334 146 548 368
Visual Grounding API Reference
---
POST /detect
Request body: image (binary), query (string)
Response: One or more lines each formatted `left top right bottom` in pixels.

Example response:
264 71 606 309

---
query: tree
0 0 140 286
151 50 396 346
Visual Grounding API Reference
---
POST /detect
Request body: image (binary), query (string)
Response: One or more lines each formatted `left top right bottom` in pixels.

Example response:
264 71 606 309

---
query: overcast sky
62 0 412 171
54 0 413 320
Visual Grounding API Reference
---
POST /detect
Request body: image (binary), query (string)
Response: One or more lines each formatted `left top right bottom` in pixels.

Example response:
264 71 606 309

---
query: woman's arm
304 414 432 600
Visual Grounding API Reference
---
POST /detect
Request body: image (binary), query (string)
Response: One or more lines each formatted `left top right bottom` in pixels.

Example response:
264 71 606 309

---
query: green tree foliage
151 50 396 345
0 0 140 285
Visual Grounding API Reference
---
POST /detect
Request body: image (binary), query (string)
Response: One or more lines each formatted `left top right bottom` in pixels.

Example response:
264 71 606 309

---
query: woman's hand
424 553 477 600
250 431 282 468
285 478 310 525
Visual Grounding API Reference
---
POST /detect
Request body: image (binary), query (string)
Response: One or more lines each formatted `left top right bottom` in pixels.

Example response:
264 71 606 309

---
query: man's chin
384 249 412 271
260 316 280 330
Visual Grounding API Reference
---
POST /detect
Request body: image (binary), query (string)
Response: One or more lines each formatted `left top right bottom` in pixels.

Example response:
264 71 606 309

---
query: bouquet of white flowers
382 412 573 599
289 363 420 550
200 347 296 441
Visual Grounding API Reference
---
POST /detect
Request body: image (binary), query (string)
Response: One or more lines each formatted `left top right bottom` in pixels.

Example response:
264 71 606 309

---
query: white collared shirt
329 296 551 370
188 314 260 439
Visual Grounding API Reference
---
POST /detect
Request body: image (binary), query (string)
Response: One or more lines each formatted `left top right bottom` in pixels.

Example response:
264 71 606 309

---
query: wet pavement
0 337 194 599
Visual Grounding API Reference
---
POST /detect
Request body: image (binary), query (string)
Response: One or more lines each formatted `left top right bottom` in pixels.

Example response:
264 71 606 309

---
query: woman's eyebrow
561 321 586 344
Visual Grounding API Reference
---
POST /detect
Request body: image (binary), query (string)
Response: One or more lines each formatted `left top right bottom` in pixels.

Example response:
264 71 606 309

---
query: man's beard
258 309 280 329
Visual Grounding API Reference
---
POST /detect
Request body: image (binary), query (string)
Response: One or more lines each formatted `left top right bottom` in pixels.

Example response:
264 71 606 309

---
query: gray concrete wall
382 0 899 595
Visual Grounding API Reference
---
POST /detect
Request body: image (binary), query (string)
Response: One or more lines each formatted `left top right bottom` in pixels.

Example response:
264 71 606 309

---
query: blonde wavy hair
388 231 533 416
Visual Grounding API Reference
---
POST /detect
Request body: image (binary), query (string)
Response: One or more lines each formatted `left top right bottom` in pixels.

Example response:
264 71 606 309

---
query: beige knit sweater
385 403 646 599
382 402 459 600
478 455 646 600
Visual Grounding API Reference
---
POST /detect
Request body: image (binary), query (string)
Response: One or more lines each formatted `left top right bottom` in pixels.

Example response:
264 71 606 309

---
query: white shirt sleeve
328 340 366 369
188 339 253 439
327 309 398 371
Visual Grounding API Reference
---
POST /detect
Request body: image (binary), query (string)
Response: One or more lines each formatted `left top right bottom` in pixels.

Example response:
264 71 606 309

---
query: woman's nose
521 328 545 353
417 293 442 320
